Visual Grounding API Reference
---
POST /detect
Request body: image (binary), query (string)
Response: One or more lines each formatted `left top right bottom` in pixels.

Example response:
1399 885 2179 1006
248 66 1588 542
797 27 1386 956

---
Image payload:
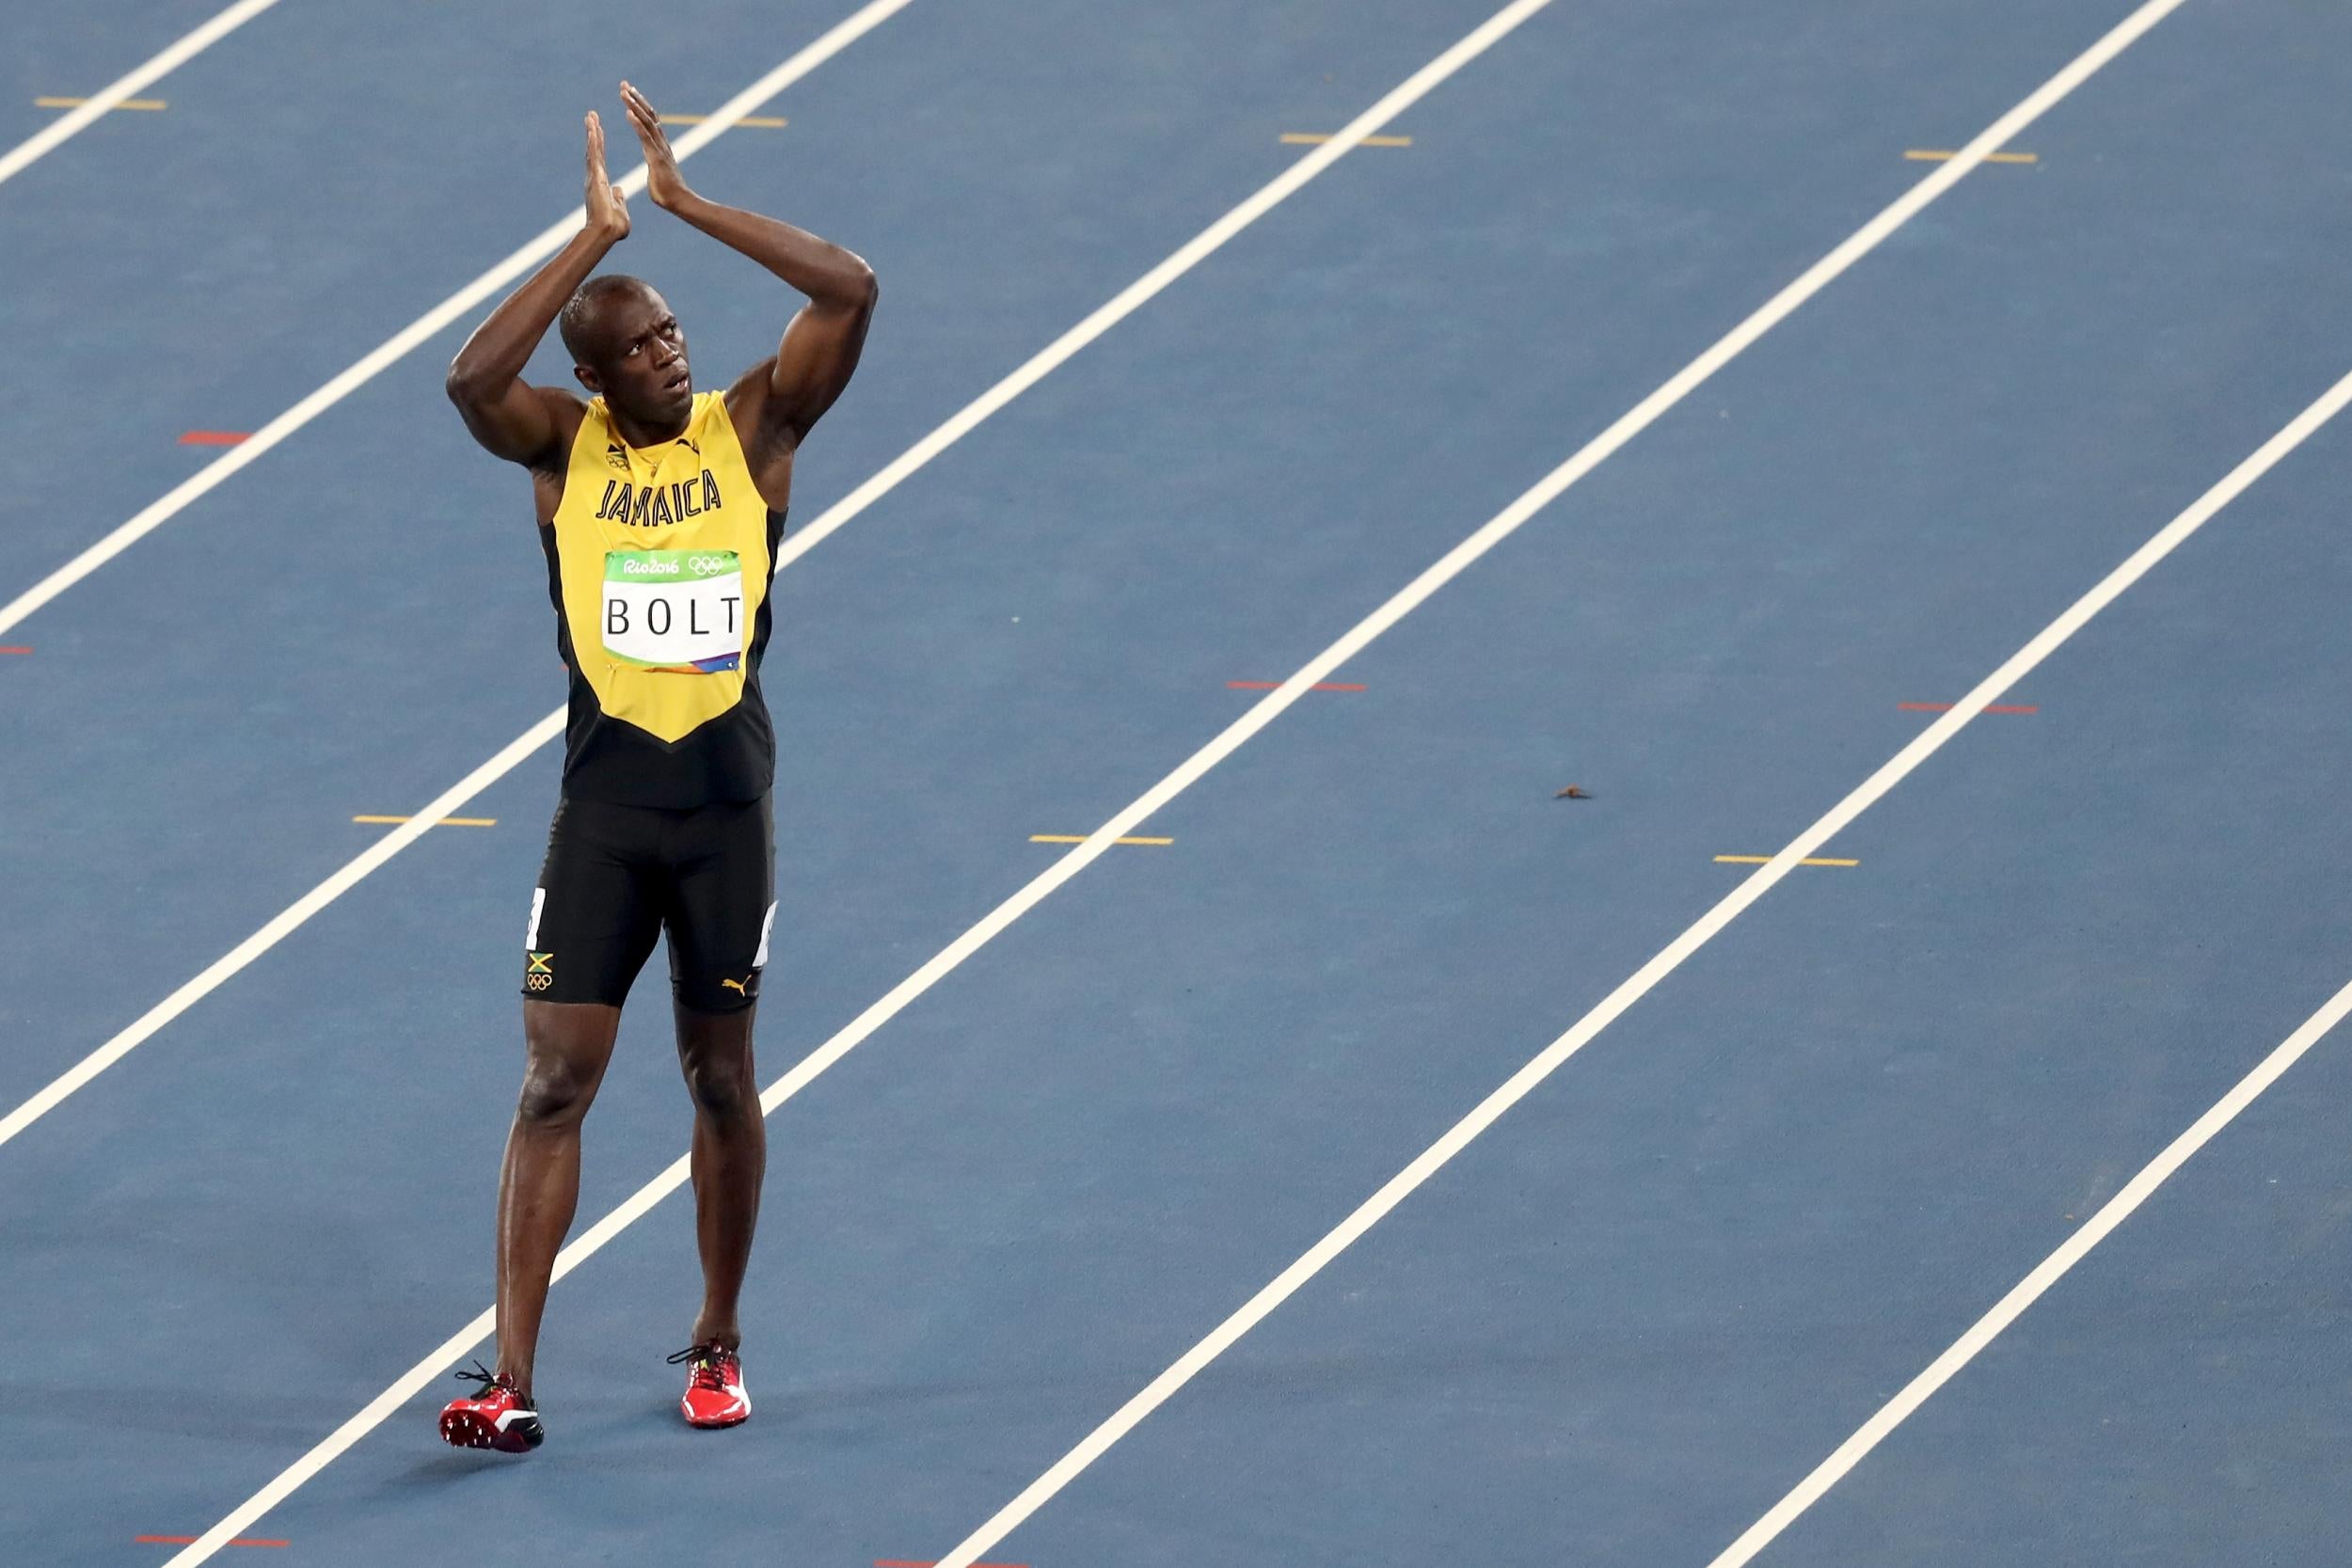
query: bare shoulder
722 358 797 509
531 384 595 465
527 387 596 524
721 356 787 446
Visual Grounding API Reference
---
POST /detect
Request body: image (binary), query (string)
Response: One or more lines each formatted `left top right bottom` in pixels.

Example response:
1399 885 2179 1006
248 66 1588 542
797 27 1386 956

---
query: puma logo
720 977 749 995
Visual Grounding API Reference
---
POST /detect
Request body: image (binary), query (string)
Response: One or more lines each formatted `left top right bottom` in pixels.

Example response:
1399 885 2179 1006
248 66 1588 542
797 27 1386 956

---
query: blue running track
2 0 2348 1562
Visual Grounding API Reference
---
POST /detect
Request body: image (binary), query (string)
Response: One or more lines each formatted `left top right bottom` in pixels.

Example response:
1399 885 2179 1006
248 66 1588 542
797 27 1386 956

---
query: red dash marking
1228 679 1366 692
0 645 30 655
178 431 251 446
1899 701 2038 715
135 1537 289 1548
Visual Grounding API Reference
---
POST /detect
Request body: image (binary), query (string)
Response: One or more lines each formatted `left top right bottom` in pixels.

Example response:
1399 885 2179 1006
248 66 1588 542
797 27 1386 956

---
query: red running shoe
668 1342 751 1429
438 1362 544 1453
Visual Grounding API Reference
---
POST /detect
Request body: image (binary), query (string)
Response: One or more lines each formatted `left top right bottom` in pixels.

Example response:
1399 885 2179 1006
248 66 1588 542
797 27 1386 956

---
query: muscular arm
620 83 877 448
445 113 631 467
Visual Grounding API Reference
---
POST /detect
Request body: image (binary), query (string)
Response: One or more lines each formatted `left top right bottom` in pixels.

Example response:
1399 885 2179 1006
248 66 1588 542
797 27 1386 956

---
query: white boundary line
0 713 564 1150
0 0 921 1152
146 14 1575 1559
0 0 285 190
1703 971 2352 1567
0 0 1559 1150
0 0 922 640
159 0 2222 1554
922 372 2352 1568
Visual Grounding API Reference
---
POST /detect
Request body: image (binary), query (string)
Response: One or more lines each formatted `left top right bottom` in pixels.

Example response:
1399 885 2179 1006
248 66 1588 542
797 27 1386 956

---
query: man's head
559 274 693 433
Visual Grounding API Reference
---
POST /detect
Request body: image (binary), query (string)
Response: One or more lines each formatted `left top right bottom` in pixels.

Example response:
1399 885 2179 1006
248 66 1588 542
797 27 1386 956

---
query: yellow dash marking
353 816 498 828
1903 149 2038 165
1714 854 1858 867
660 114 787 128
37 96 168 111
1029 834 1173 847
1280 133 1412 148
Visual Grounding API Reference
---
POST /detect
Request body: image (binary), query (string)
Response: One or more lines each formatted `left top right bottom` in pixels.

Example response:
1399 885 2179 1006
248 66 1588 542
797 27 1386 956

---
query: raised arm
445 112 632 467
619 83 877 450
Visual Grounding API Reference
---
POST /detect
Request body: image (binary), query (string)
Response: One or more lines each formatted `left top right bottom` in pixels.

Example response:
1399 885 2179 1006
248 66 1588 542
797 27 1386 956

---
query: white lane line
0 0 1556 1150
922 375 2352 1568
0 713 565 1151
0 0 921 640
772 0 1553 574
151 6 1566 1559
1705 972 2352 1568
161 0 2217 1551
0 0 284 191
0 0 921 1154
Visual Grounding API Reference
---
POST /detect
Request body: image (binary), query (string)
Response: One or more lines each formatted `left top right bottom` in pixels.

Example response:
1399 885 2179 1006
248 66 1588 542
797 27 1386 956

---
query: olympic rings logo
687 555 733 575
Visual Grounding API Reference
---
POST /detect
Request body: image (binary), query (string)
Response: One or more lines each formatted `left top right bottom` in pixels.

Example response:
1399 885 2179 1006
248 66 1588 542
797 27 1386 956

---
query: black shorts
522 793 775 1013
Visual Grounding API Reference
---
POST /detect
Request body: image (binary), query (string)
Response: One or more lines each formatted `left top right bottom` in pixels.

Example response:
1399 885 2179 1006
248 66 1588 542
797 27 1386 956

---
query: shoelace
666 1343 734 1390
452 1359 520 1398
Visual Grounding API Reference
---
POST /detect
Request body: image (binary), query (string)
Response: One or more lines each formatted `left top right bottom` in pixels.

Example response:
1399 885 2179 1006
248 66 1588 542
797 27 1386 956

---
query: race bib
601 550 744 673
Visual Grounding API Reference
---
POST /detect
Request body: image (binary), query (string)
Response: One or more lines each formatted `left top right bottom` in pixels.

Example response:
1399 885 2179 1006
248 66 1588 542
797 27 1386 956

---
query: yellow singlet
539 391 785 807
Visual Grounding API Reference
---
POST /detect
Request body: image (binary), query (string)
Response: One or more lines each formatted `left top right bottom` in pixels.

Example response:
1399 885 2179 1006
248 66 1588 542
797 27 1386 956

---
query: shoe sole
438 1407 543 1453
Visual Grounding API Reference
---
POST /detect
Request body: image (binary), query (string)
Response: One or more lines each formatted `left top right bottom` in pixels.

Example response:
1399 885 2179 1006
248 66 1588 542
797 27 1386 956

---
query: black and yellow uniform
524 390 780 1012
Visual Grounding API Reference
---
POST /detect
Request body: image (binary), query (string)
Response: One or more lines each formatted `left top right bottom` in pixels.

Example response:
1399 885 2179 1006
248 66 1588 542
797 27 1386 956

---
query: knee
682 1058 755 1122
516 1056 594 1128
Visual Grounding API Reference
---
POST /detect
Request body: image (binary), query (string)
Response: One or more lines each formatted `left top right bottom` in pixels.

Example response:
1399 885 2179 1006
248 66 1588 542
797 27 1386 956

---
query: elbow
444 358 491 409
845 259 878 313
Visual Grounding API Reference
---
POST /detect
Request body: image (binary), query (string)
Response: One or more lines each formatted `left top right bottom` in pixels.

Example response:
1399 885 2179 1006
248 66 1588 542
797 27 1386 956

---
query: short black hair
558 274 656 366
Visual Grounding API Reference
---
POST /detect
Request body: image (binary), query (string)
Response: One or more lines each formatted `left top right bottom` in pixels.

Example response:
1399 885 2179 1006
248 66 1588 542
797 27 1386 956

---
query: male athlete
436 84 875 1452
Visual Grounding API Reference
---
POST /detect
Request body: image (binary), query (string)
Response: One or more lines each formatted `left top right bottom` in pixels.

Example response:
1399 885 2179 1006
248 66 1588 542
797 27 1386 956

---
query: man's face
577 283 692 430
